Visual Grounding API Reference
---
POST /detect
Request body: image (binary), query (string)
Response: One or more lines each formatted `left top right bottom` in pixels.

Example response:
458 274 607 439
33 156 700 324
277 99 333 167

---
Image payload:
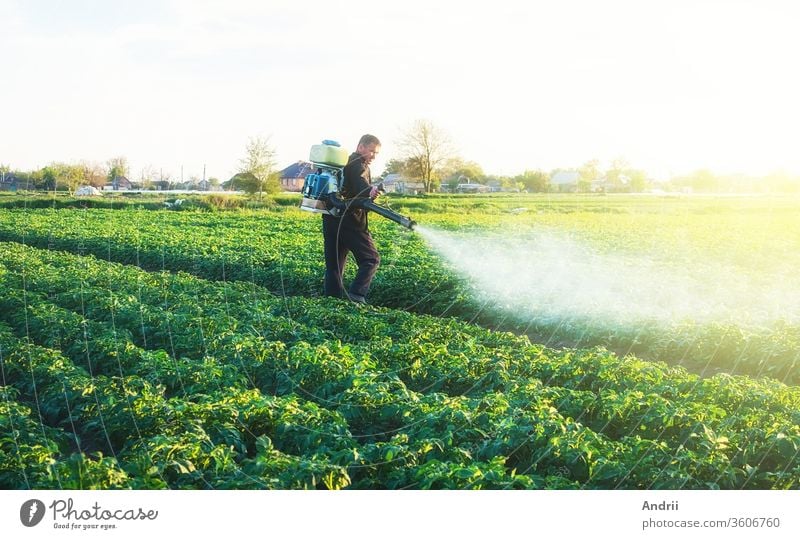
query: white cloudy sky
2 0 799 180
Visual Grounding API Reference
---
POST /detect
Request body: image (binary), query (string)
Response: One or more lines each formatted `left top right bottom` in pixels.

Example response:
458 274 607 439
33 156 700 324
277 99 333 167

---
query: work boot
347 292 367 304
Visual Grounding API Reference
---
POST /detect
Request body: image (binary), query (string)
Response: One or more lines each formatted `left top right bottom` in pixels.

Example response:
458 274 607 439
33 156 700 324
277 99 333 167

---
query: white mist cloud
417 226 800 327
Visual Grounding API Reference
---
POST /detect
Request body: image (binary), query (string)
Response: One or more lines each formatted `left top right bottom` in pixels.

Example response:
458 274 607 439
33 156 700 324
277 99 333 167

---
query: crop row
0 207 797 384
1 242 799 488
0 250 610 488
0 319 371 489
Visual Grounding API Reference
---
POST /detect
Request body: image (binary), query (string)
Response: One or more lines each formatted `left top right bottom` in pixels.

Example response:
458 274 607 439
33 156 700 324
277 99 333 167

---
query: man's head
356 134 381 166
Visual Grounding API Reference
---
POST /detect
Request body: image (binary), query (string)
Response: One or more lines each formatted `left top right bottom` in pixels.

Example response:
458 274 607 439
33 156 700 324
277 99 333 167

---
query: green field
1 193 799 489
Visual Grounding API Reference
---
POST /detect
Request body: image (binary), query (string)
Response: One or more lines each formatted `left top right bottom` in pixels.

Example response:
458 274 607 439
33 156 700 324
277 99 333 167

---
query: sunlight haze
2 0 798 181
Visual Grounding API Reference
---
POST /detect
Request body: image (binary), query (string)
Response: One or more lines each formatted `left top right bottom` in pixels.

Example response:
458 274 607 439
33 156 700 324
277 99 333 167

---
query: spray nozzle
361 199 417 231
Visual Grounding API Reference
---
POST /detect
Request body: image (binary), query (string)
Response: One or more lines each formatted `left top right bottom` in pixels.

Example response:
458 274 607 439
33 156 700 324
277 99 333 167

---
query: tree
13 169 42 191
80 161 106 189
443 158 484 182
39 163 84 193
437 158 484 192
381 158 409 177
106 156 129 183
599 158 649 192
688 169 718 192
239 136 278 198
482 174 521 192
40 165 58 191
628 169 648 192
60 164 84 193
605 157 630 190
227 172 260 194
578 159 600 192
491 175 520 192
397 119 453 193
138 165 161 190
514 169 550 192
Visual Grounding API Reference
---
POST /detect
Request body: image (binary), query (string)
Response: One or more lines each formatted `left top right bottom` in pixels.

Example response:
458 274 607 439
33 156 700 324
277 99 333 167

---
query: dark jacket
327 152 372 230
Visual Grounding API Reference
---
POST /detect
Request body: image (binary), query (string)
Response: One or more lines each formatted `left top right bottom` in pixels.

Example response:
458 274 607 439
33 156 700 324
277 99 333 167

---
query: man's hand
369 186 380 199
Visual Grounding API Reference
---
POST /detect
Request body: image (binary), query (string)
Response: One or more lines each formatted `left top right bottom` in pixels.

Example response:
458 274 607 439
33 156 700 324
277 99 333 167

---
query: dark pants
322 216 380 300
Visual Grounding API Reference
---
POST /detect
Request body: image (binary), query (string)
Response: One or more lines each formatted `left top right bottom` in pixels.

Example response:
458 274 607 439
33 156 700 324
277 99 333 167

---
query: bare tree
238 136 278 199
139 164 160 190
578 159 600 192
605 157 630 189
397 119 453 193
80 161 106 188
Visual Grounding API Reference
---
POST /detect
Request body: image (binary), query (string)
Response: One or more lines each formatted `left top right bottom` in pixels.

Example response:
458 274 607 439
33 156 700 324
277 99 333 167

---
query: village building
280 161 315 192
382 173 426 194
109 175 133 190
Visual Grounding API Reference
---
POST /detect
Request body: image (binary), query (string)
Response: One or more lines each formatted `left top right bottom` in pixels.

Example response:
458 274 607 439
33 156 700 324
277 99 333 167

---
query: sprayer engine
299 139 417 230
299 140 349 216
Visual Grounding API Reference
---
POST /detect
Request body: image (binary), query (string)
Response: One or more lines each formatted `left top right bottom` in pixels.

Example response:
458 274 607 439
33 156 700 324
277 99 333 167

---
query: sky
2 0 800 181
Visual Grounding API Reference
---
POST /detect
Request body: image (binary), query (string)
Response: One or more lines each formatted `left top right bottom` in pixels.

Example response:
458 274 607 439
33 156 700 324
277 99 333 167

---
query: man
322 134 382 304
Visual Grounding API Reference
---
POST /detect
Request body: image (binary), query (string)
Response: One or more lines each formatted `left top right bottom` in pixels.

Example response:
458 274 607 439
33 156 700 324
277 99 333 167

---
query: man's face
357 142 380 165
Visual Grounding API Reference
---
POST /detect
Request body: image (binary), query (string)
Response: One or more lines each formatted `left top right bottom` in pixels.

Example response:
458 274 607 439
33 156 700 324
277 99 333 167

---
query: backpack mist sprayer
299 140 417 230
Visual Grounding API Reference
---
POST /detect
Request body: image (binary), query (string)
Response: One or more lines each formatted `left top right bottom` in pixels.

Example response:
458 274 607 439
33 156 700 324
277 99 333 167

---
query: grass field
1 193 798 489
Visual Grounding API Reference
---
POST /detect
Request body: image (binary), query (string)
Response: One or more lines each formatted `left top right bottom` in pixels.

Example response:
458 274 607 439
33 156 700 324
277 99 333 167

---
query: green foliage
237 136 278 198
0 241 798 490
106 156 129 184
514 169 550 192
199 193 249 210
440 158 485 190
1 195 797 385
578 159 600 192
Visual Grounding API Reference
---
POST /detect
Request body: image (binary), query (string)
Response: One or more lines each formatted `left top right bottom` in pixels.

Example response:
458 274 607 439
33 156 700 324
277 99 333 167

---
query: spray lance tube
362 198 417 230
327 183 417 230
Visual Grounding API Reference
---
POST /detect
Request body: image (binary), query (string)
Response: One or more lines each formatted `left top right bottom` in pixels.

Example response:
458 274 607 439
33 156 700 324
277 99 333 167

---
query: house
486 180 503 192
590 179 607 192
0 172 21 191
109 175 132 190
382 173 426 194
197 179 212 191
280 161 316 192
485 179 517 192
381 173 401 193
1 172 37 191
550 171 580 192
591 174 632 193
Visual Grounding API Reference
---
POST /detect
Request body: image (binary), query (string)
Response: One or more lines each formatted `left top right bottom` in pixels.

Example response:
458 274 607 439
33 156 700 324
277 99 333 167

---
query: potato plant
0 242 798 489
